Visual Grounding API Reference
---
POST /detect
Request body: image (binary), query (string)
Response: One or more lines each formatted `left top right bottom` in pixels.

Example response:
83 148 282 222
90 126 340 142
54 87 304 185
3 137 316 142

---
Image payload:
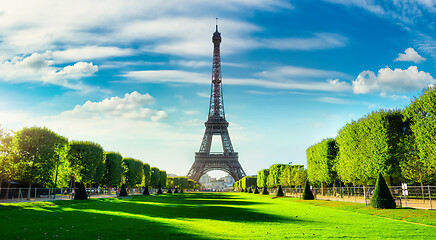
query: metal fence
275 185 435 209
0 187 146 203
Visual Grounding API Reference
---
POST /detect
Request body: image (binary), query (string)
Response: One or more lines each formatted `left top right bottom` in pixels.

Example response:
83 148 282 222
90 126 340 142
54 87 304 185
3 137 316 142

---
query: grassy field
1 192 435 239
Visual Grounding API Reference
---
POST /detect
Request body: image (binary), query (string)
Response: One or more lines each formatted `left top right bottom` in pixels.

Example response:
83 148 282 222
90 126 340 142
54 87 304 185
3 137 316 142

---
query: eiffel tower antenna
187 23 246 182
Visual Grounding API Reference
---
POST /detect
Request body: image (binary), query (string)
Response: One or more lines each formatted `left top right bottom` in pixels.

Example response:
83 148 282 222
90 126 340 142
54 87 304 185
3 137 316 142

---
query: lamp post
53 144 63 199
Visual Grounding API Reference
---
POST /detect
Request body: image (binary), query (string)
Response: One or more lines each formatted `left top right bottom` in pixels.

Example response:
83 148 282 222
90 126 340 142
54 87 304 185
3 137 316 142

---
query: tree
307 139 338 188
150 167 160 188
122 158 143 188
103 152 123 188
267 164 289 188
143 163 151 187
13 127 68 199
257 169 269 188
68 141 105 187
159 170 167 188
0 132 18 199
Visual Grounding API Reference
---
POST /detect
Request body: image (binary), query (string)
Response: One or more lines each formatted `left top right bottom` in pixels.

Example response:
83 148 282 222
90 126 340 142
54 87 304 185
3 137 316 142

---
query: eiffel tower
187 23 246 182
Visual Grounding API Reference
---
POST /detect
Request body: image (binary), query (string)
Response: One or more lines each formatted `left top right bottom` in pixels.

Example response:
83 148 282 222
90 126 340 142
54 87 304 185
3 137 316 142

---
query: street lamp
53 144 63 199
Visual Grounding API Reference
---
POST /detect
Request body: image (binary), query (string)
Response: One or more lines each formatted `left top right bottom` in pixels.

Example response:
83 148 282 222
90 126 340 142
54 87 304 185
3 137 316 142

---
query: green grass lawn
1 192 435 239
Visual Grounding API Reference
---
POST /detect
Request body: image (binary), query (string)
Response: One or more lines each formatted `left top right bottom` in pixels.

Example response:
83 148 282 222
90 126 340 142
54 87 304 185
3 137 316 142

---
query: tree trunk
27 182 32 200
5 181 11 199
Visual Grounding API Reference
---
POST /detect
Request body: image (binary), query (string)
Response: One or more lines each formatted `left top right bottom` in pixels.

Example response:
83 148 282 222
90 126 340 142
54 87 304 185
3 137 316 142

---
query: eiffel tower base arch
187 153 245 182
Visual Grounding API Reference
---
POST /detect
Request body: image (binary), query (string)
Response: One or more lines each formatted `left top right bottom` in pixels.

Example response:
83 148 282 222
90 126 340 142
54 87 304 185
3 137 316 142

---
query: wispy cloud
394 47 426 63
260 33 347 50
315 97 352 104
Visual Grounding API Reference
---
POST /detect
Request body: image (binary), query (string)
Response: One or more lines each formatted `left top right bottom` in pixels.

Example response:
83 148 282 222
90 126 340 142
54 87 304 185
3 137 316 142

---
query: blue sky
1 0 436 178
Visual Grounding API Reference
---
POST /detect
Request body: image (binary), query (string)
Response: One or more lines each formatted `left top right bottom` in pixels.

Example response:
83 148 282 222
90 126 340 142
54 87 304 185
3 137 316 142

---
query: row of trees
307 86 436 188
0 126 171 199
234 164 307 190
166 176 199 190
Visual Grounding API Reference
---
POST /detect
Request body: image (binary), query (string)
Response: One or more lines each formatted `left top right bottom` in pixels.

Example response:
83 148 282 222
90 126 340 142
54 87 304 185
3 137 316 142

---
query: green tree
0 131 19 199
103 152 123 188
13 127 68 199
306 138 338 188
68 141 105 187
122 158 144 188
257 169 269 188
150 167 160 188
267 164 289 188
159 170 167 188
143 163 151 188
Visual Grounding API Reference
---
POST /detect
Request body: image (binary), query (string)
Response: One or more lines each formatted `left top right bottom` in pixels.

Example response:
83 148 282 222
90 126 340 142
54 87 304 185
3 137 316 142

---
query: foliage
240 176 257 189
257 169 269 188
159 170 167 188
104 152 123 187
267 164 289 187
143 163 151 187
371 173 396 209
276 185 284 197
253 187 259 194
122 158 144 187
335 110 407 186
281 165 307 187
13 126 68 188
302 181 314 200
150 167 160 188
74 182 88 200
68 141 105 186
307 138 338 186
119 184 128 197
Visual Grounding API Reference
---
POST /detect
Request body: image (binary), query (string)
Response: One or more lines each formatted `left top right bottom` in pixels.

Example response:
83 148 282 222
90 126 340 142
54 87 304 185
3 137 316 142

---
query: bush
248 188 253 193
157 188 163 194
371 173 396 209
180 188 184 193
241 188 245 192
167 188 172 194
254 187 259 194
142 187 149 195
276 185 284 197
74 182 88 200
174 188 179 193
119 184 128 197
262 187 269 195
302 181 315 200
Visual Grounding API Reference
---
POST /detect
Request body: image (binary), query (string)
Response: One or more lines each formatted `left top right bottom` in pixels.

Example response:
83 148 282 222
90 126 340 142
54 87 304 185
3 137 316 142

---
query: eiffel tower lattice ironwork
187 23 246 182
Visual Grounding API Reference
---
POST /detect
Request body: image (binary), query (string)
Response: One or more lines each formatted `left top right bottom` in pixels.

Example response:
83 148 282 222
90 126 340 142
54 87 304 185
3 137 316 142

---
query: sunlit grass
1 193 435 239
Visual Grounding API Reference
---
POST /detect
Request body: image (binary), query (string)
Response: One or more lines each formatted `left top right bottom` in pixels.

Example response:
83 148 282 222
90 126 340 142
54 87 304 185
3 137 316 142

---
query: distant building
167 174 177 178
200 173 235 189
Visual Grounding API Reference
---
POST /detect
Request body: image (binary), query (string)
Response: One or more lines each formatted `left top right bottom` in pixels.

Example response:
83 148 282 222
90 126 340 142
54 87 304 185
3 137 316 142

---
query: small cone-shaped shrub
276 185 284 197
245 188 248 193
254 187 259 194
174 188 179 193
302 181 315 200
262 187 269 195
167 188 172 194
157 188 163 194
242 188 245 192
371 173 396 209
119 184 128 197
74 182 88 200
180 188 184 193
248 188 253 193
142 186 150 195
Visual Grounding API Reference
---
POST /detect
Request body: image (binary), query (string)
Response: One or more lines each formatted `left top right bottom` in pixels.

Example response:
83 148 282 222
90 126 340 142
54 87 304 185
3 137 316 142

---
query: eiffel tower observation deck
187 22 246 182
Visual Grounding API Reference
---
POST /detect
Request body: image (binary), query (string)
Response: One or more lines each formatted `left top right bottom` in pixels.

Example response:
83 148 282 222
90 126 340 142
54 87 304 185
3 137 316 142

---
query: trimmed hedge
276 185 284 197
262 187 268 195
167 188 172 194
254 187 259 194
371 173 396 209
74 182 88 200
157 188 163 194
174 188 179 193
119 184 128 197
142 187 150 195
248 188 253 193
302 181 315 200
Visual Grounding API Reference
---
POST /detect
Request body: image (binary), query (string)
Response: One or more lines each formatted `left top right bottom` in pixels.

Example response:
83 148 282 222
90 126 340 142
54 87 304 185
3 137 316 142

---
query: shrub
180 188 184 193
254 187 259 194
119 184 128 197
242 188 245 192
167 188 172 194
276 185 284 197
157 188 163 194
248 188 253 193
302 181 315 200
371 173 396 209
142 187 149 195
174 188 179 193
262 187 269 195
74 182 88 200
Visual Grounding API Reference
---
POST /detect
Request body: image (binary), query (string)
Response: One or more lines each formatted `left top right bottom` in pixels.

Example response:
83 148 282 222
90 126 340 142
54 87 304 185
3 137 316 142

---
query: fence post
428 185 432 210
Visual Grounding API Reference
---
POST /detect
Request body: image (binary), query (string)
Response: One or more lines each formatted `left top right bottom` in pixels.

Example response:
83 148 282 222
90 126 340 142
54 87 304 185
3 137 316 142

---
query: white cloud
395 48 426 63
316 97 352 104
257 65 351 79
52 46 135 63
353 66 435 94
0 52 98 90
170 60 210 68
197 92 210 98
261 33 347 50
122 69 352 92
61 91 167 121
